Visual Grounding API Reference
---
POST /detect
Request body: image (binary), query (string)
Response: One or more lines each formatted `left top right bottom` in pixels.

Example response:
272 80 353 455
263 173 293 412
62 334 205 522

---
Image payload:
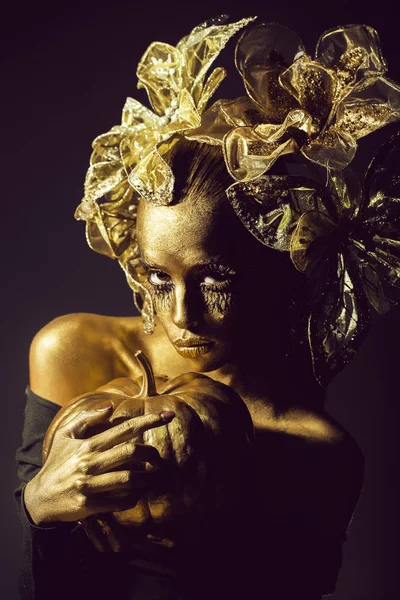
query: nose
171 284 200 330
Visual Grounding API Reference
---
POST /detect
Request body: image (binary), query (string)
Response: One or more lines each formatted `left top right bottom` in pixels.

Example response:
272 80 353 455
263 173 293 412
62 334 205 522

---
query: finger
59 405 114 439
87 411 175 452
95 514 126 552
88 491 143 516
88 442 164 475
79 470 155 495
79 517 111 553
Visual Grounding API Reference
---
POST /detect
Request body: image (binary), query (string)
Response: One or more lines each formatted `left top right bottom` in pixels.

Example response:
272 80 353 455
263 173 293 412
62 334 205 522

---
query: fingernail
96 405 113 412
160 411 175 421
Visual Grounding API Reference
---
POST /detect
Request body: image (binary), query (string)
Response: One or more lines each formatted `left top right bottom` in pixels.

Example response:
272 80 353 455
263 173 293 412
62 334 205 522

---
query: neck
206 346 325 418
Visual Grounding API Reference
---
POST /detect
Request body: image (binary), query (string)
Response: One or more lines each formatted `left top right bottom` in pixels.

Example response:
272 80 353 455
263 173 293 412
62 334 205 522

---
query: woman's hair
163 137 234 206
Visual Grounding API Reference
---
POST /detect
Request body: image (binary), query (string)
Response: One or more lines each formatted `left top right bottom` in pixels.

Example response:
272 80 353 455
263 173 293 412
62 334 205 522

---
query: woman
15 16 400 600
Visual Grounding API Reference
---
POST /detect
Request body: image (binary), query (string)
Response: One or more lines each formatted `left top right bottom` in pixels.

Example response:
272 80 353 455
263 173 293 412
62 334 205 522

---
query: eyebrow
138 254 235 272
138 258 160 271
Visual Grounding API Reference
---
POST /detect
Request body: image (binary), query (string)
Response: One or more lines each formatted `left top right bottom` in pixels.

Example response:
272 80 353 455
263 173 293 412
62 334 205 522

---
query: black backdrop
2 1 400 598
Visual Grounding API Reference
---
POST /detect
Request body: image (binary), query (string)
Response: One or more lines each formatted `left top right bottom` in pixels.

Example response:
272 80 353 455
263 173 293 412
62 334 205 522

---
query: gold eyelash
148 278 235 314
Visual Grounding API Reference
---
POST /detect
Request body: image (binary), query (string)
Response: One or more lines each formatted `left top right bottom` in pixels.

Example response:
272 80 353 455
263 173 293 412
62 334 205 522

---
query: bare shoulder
314 410 364 468
324 412 365 496
296 408 365 524
29 313 143 406
269 408 365 540
291 407 365 475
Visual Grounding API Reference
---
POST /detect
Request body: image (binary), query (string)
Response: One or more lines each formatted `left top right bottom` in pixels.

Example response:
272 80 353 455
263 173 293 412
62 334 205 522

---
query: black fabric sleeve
14 387 112 600
14 387 78 599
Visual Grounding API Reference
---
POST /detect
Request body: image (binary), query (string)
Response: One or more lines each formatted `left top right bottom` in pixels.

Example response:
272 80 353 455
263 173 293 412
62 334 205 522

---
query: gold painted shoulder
29 313 142 405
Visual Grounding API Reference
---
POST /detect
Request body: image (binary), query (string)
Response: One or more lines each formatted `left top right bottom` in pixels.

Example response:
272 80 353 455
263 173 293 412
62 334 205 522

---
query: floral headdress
75 16 400 386
75 15 255 332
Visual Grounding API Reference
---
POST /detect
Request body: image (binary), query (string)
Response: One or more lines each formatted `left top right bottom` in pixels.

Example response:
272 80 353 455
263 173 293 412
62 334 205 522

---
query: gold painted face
136 193 293 373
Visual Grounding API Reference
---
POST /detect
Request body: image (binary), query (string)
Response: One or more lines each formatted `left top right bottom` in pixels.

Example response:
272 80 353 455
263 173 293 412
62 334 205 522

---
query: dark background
2 1 400 598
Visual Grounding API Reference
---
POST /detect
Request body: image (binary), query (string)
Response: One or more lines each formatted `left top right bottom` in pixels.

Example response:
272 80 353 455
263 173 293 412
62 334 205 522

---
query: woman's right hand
24 405 175 526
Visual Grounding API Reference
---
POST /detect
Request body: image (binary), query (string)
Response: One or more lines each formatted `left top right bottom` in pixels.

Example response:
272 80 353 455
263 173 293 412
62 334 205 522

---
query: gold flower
188 23 400 180
226 130 400 385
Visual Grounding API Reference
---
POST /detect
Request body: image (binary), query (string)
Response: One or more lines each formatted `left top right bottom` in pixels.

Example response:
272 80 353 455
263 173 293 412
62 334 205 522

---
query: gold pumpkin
42 351 254 551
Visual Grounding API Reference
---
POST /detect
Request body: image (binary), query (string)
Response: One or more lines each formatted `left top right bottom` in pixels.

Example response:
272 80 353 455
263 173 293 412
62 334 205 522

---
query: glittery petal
290 210 337 272
328 168 363 218
255 109 313 143
121 97 165 129
307 252 371 387
136 42 183 116
316 26 388 108
226 175 327 250
279 57 335 130
301 127 357 170
218 96 269 127
223 108 317 181
166 89 202 133
119 130 160 173
235 22 304 121
365 128 400 205
90 128 127 164
350 245 398 314
86 204 135 259
186 96 265 144
85 220 116 258
178 16 256 104
128 147 175 206
353 129 400 312
184 100 234 144
197 67 227 114
315 25 386 76
336 76 400 140
223 125 297 181
83 161 128 203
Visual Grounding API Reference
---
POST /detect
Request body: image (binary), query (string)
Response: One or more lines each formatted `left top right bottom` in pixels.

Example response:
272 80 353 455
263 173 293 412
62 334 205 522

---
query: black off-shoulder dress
15 386 353 600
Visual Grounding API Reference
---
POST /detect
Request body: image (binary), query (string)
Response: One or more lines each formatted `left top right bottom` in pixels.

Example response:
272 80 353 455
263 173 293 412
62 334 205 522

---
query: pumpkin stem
135 351 158 398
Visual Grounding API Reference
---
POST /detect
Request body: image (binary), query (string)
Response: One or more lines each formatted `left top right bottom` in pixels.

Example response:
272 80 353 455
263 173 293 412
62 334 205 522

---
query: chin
184 351 231 373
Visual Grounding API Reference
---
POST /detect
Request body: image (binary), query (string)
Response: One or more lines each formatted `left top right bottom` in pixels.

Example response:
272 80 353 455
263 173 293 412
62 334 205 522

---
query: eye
203 275 223 285
148 271 172 286
201 272 232 291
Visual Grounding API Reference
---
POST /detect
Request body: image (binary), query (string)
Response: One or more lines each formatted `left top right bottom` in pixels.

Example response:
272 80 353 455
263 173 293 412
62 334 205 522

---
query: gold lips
174 343 214 358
